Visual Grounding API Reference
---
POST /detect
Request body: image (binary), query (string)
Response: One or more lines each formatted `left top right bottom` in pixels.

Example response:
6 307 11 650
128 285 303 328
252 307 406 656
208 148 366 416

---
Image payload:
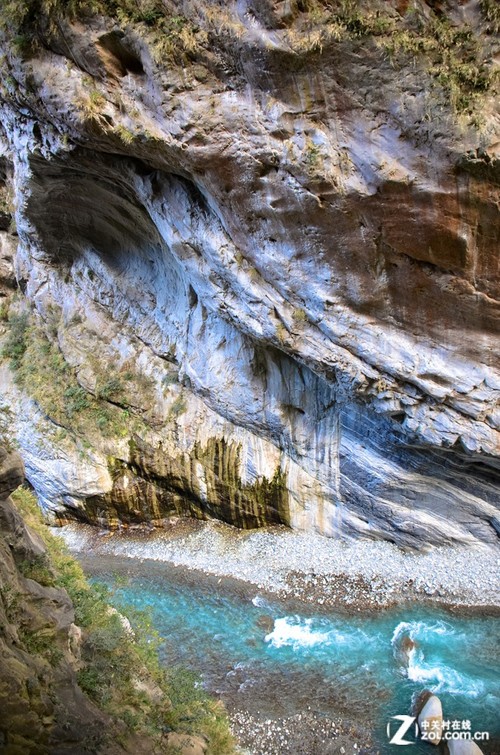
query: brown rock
165 732 207 755
0 448 24 501
400 636 416 654
256 614 275 633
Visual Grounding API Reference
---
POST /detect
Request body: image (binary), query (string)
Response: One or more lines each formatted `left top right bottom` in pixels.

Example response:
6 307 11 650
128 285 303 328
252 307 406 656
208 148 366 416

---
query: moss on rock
0 457 235 754
76 436 290 530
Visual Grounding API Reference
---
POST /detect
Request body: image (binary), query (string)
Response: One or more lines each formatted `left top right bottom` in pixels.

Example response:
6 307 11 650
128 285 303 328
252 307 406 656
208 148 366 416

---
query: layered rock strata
0 0 498 546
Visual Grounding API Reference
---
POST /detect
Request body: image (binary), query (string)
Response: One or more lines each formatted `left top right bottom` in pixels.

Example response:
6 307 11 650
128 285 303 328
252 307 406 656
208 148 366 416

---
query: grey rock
447 740 484 755
0 3 498 547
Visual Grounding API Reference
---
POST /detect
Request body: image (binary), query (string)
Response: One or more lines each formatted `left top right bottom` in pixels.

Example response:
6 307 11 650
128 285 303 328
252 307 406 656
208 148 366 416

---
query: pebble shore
56 518 500 611
230 709 376 755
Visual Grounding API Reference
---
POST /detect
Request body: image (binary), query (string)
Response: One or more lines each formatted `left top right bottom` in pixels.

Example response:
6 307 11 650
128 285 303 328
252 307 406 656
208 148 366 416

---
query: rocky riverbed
231 709 375 755
67 520 499 755
55 518 500 612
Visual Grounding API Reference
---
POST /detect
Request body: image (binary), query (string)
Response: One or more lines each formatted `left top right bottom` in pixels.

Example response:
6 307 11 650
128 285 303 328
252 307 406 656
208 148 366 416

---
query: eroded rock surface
0 447 112 753
0 0 499 546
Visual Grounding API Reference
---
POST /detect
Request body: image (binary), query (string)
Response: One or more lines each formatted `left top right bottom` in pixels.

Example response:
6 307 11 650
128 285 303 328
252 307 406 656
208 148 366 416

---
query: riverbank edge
52 519 500 616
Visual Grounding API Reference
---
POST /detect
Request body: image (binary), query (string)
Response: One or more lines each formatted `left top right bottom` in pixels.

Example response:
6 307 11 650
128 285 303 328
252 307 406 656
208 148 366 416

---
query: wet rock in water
400 636 416 654
165 732 207 754
413 688 433 717
394 634 417 667
256 614 275 633
417 694 443 745
447 740 484 754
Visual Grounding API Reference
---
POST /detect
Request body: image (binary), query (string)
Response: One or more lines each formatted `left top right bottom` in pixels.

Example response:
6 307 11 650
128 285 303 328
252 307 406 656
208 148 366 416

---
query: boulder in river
394 633 418 667
418 694 443 745
256 614 275 633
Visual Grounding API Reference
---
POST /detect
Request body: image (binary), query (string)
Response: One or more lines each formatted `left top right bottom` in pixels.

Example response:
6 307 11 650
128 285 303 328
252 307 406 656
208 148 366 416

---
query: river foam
392 619 485 697
265 617 331 649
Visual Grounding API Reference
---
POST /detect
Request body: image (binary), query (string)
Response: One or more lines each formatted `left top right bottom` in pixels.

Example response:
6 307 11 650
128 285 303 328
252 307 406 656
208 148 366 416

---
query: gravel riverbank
55 518 500 612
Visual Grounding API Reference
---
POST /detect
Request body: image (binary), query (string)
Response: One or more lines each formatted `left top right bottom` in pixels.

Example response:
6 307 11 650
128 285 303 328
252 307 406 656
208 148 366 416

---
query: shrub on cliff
11 486 236 755
0 0 497 119
3 312 131 439
1 311 28 370
0 0 207 64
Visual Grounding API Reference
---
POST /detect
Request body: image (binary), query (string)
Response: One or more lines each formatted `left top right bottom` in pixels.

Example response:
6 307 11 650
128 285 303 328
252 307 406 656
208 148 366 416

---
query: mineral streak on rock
0 0 499 546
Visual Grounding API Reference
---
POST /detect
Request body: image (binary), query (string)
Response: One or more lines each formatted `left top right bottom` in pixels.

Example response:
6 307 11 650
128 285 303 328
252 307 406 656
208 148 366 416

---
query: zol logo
386 715 418 745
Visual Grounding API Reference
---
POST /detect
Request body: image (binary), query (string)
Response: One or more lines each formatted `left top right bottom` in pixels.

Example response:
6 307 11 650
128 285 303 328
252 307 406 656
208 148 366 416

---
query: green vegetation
1 311 129 438
76 84 108 123
95 375 125 402
0 404 15 451
289 0 393 51
0 182 13 215
0 0 207 64
382 14 496 115
275 321 288 346
17 626 63 666
292 307 308 323
0 0 495 120
286 1 497 117
2 311 28 370
114 124 135 145
303 140 322 171
168 394 187 420
88 87 105 108
0 298 10 321
164 667 235 752
11 486 235 753
480 0 500 34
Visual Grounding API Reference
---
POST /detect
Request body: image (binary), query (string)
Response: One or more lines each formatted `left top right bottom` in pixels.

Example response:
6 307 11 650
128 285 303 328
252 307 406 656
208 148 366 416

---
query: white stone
418 695 443 746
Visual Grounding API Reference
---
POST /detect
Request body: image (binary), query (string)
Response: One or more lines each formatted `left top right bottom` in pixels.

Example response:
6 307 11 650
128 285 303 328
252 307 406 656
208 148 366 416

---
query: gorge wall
0 450 230 754
0 0 499 547
0 448 117 754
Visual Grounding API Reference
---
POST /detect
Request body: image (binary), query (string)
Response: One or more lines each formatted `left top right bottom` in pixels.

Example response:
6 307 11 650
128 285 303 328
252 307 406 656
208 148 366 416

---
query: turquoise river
80 554 500 754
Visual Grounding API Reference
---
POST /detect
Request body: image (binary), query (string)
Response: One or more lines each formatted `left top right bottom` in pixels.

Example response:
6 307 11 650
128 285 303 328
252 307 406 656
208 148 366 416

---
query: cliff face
0 0 499 546
0 449 232 755
0 448 111 753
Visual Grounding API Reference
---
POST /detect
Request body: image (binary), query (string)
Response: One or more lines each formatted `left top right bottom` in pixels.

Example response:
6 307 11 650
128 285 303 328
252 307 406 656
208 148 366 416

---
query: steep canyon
0 0 499 547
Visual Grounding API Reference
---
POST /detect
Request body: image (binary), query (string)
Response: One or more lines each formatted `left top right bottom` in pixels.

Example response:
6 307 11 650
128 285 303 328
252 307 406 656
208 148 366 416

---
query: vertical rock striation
0 0 498 546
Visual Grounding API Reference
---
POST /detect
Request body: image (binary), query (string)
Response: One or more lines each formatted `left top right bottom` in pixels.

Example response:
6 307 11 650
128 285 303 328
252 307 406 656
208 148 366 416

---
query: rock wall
0 0 499 547
0 447 113 753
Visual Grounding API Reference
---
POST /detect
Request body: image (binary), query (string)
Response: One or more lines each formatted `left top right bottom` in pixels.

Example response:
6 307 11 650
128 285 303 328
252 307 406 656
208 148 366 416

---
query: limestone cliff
0 0 499 546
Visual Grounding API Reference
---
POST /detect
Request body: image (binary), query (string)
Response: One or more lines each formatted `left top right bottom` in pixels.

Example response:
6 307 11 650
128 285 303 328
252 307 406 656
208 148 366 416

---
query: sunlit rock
0 0 498 547
447 740 484 755
418 694 443 746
